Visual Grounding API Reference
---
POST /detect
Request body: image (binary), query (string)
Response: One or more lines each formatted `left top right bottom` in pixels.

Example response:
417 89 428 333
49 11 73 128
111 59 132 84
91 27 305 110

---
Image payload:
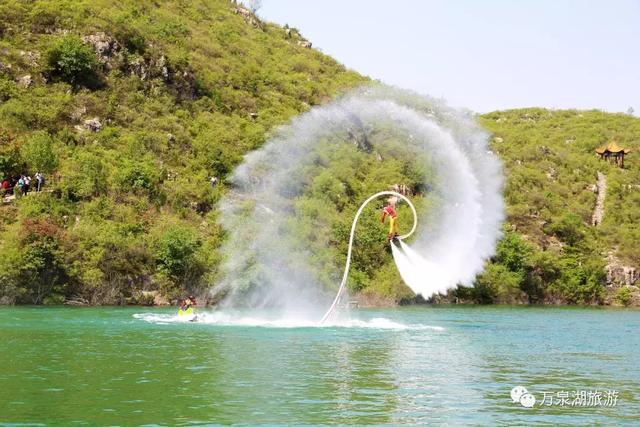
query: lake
0 306 638 425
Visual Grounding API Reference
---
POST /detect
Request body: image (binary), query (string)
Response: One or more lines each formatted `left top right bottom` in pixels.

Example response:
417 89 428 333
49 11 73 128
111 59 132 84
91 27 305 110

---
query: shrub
523 250 561 302
544 213 585 246
495 231 533 272
552 255 606 304
474 263 525 304
20 131 58 174
0 142 22 178
113 158 158 193
61 152 107 200
0 219 71 304
29 4 60 32
0 86 73 131
0 78 18 102
616 287 632 306
153 225 203 286
114 25 146 54
46 35 99 87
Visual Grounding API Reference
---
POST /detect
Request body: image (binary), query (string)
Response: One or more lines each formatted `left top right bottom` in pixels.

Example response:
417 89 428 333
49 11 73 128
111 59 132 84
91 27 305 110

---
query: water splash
213 85 504 313
133 312 444 331
391 240 452 296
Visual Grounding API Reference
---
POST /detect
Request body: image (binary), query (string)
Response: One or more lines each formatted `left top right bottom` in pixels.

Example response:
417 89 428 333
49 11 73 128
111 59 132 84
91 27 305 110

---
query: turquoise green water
0 306 638 425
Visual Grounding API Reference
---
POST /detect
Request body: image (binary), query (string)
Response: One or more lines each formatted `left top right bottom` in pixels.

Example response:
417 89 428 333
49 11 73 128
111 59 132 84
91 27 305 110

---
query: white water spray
213 85 504 318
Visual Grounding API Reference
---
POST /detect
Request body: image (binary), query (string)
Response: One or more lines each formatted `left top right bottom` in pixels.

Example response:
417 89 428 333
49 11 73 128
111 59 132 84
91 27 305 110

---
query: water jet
320 190 417 323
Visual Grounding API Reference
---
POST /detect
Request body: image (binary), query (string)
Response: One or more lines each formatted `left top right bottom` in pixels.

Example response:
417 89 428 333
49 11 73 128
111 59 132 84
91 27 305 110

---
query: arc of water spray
319 191 418 323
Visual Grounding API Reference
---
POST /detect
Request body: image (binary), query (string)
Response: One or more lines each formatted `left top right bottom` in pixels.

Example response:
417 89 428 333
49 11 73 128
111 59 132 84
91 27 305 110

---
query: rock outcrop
345 112 373 152
127 53 199 100
19 50 40 66
80 31 199 100
137 290 169 306
604 252 640 306
234 7 263 29
83 32 119 65
83 117 103 132
17 74 32 88
606 252 639 286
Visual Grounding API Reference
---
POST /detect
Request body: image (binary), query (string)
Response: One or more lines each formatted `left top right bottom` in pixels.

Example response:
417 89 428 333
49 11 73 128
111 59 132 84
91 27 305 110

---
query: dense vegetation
454 110 640 305
1 0 638 306
0 0 364 304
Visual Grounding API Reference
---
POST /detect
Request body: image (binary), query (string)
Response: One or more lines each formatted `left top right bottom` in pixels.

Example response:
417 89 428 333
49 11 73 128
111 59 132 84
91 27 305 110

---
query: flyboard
320 191 418 324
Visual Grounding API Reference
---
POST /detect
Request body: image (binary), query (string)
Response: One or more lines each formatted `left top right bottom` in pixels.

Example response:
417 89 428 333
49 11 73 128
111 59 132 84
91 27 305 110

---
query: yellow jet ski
178 297 198 322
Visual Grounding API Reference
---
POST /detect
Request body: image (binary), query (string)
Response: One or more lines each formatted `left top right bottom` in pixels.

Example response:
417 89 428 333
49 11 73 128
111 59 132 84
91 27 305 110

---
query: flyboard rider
380 198 399 241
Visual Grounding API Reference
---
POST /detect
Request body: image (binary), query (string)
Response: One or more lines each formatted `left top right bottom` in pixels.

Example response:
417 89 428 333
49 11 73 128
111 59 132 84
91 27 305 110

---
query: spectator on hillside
35 172 45 192
23 175 31 195
16 176 25 196
1 178 10 196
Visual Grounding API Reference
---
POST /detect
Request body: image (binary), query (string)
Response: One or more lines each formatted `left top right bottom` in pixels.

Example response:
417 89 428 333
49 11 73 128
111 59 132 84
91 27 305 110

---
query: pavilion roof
595 141 632 154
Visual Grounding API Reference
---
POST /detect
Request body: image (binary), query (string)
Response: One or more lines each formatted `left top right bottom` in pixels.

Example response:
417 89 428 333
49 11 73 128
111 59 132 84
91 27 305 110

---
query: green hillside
455 109 640 306
0 0 365 304
1 0 638 307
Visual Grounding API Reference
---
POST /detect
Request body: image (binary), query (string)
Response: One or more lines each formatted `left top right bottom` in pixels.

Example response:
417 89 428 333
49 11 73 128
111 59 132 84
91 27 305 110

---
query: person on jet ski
178 295 197 316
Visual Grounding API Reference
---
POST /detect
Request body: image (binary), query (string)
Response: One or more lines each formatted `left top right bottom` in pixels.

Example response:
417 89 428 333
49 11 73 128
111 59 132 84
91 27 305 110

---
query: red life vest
383 205 397 218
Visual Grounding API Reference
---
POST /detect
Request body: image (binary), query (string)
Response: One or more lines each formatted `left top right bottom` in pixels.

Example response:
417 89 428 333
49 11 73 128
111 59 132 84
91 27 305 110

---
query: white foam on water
133 312 444 331
132 313 191 324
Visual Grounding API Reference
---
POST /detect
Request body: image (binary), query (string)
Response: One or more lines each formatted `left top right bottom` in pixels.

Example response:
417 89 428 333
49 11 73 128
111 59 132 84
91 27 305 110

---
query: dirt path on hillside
591 172 607 226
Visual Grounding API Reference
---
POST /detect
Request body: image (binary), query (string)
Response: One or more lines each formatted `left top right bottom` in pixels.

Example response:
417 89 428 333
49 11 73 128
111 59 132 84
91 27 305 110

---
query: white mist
212 85 504 316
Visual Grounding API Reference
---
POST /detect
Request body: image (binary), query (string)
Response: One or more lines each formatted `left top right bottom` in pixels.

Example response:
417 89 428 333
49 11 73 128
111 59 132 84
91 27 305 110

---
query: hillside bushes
1 1 637 306
0 0 365 305
0 218 69 304
20 131 59 173
461 108 640 305
46 35 100 87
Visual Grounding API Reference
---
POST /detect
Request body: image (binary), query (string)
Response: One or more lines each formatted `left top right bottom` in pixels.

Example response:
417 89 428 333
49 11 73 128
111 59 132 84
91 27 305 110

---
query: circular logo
511 386 528 403
511 386 536 408
520 392 536 408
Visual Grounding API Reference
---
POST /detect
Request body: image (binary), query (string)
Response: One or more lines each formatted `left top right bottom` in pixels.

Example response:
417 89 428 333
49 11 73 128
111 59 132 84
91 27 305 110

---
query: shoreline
1 301 638 309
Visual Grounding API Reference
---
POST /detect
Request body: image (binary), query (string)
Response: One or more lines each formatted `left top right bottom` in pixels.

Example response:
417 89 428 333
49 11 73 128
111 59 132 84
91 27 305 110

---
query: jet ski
178 307 198 322
178 296 198 322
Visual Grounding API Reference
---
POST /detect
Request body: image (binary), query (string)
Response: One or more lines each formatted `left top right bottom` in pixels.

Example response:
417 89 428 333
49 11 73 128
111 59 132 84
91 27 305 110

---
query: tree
0 137 22 178
0 219 70 304
61 152 107 200
46 35 99 87
544 213 585 246
495 231 532 273
153 225 203 286
475 263 525 304
21 132 58 173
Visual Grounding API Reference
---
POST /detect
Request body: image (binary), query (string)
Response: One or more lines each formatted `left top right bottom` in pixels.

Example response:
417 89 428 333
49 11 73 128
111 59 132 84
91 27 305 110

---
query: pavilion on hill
595 140 631 168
